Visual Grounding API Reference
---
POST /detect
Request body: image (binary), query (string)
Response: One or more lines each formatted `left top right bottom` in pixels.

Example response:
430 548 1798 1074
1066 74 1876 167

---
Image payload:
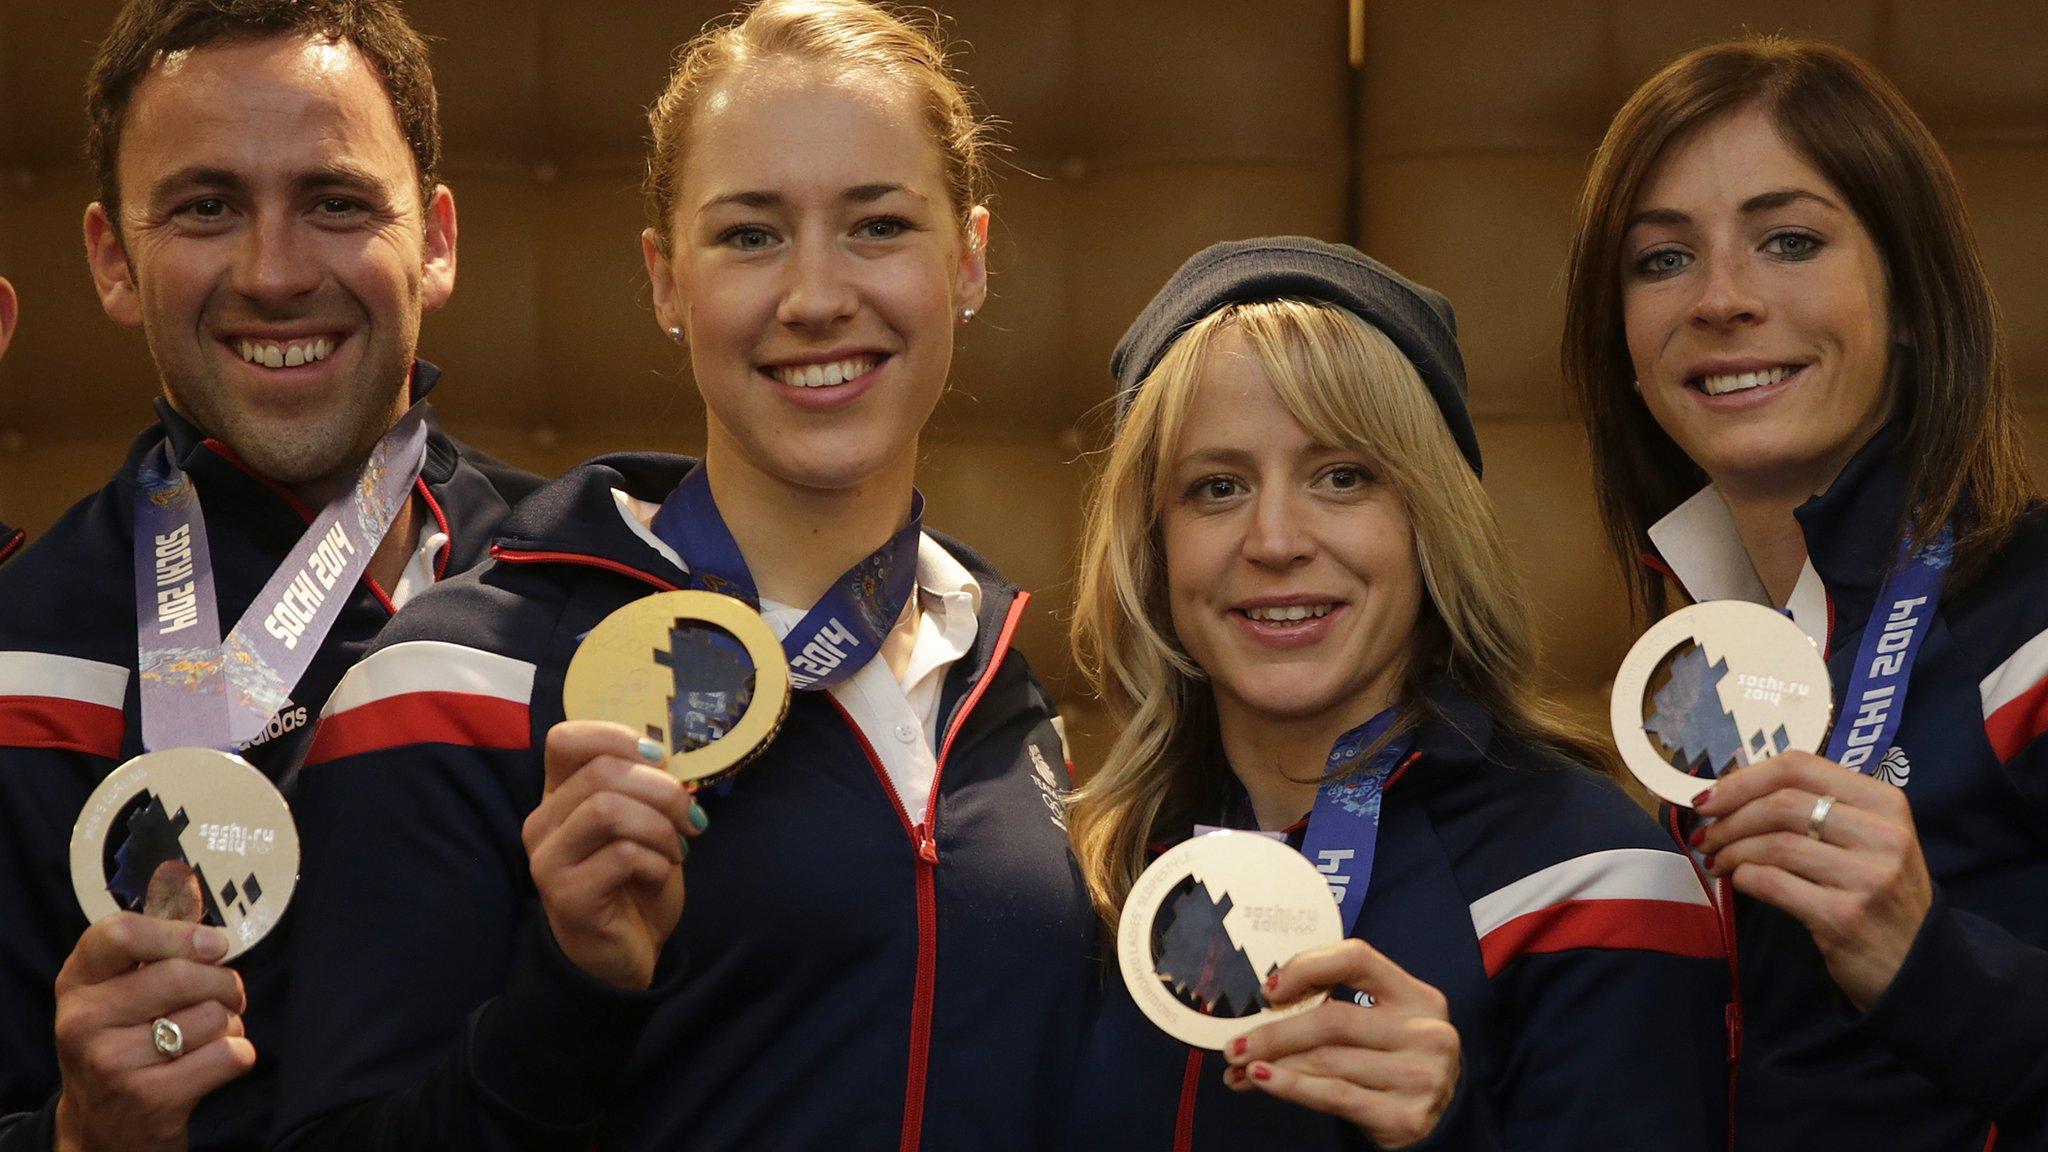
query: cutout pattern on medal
70 747 300 962
1610 601 1833 806
563 589 792 784
1118 830 1343 1050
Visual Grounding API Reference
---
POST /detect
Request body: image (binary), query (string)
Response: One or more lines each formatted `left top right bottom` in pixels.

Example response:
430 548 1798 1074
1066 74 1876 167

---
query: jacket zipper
1670 804 1742 1152
829 591 1031 1152
506 538 1033 1152
1173 1048 1204 1152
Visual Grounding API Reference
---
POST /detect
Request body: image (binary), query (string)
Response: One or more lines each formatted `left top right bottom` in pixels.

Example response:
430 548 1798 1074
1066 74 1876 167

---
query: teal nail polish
637 737 665 764
679 832 691 861
687 800 710 833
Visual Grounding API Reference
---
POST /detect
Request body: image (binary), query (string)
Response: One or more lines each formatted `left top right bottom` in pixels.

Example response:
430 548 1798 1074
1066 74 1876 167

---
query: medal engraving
1117 830 1343 1050
563 590 792 784
1611 601 1834 806
70 747 300 961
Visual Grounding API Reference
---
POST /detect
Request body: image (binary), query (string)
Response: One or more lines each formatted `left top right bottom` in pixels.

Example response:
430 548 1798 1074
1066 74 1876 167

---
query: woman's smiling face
1161 326 1420 739
644 62 987 495
1622 104 1895 501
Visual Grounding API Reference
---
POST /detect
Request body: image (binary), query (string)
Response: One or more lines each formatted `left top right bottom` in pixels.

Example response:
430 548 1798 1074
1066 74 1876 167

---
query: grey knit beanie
1109 235 1481 475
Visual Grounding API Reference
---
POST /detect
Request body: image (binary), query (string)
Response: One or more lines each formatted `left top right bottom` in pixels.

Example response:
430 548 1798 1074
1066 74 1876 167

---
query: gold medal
70 747 300 962
1117 829 1343 1050
562 589 792 785
1611 600 1834 806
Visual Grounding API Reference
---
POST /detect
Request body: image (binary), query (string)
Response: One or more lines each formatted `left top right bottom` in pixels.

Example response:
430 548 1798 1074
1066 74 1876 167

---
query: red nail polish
1687 826 1706 849
1265 973 1280 991
1251 1064 1273 1082
1703 853 1717 872
1693 788 1714 807
1231 1037 1247 1057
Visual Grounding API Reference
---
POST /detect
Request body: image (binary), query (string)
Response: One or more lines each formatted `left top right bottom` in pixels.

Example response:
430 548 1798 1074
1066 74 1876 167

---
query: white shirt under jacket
1647 485 1830 651
613 489 979 822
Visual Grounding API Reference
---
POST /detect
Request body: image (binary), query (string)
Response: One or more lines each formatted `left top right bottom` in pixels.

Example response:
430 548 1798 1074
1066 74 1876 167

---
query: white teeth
1699 365 1795 396
771 355 879 389
238 337 335 368
1244 604 1334 623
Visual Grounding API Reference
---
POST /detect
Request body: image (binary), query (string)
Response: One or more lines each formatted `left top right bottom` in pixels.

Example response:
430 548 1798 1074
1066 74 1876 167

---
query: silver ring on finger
1806 794 1838 842
150 1017 185 1059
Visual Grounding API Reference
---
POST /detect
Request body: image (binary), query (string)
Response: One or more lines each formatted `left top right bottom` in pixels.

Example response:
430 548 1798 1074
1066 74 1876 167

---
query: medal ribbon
1302 708 1410 934
133 407 429 752
648 463 923 692
1819 528 1951 774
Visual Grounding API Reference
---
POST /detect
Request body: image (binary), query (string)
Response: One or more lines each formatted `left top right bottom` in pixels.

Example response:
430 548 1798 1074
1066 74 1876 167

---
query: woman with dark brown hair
1565 35 2048 1150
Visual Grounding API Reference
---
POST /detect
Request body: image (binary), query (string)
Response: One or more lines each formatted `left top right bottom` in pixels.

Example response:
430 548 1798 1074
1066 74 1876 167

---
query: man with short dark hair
0 4 536 1150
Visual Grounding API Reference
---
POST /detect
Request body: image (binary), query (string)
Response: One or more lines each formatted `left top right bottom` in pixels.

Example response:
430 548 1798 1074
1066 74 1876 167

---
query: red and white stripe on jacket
307 640 534 765
0 652 129 758
1980 626 2048 764
1469 847 1722 977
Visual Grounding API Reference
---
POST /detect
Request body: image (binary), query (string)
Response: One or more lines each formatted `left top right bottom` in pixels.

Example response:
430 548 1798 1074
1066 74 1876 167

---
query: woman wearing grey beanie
1065 237 1727 1150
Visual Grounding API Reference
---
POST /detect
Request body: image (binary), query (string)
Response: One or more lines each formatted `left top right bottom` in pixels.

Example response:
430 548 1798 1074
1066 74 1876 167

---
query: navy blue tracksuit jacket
271 454 1097 1151
1070 686 1730 1150
0 366 532 1151
1662 428 2048 1151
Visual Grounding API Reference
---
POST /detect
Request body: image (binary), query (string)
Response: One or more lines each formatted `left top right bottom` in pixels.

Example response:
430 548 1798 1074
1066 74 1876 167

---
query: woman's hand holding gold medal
525 721 707 991
1695 749 1934 1009
1222 939 1461 1148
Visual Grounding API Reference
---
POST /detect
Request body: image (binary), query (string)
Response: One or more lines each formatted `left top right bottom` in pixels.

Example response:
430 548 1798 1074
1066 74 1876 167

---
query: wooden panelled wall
3 2 2046 768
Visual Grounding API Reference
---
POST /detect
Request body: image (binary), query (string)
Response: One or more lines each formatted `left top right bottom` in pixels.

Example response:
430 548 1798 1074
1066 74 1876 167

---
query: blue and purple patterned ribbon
1821 529 1951 775
1301 708 1411 934
132 408 428 752
649 463 922 692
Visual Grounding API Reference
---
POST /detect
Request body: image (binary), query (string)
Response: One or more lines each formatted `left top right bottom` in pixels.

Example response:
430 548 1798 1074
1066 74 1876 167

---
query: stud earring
959 307 976 324
667 326 684 343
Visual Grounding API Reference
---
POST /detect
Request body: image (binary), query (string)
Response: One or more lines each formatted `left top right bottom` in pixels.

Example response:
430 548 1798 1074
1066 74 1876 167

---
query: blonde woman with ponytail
1066 237 1726 1151
275 3 1093 1149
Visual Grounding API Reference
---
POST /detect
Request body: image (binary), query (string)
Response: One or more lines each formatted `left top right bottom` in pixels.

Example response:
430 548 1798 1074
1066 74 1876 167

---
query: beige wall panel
416 176 544 428
1362 0 1610 157
0 171 152 435
1075 1 1348 163
1063 162 1349 396
0 5 102 167
533 170 694 441
1610 0 1882 96
1886 1 2048 140
939 170 1079 436
452 428 698 482
531 1 731 165
919 436 1089 692
1475 416 1630 695
0 436 135 536
1359 151 1585 418
940 0 1081 163
1949 145 2048 406
407 0 545 165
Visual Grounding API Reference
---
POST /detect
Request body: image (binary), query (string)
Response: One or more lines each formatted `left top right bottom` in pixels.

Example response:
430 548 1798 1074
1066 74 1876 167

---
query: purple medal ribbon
133 407 429 752
649 463 922 692
1820 528 1951 774
1301 708 1411 934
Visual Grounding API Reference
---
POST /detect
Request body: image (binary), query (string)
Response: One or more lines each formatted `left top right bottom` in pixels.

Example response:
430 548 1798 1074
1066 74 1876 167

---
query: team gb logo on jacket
1876 745 1911 789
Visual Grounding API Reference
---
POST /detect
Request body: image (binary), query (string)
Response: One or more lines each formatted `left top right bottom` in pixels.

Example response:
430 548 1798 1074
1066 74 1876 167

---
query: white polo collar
1647 485 1830 651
